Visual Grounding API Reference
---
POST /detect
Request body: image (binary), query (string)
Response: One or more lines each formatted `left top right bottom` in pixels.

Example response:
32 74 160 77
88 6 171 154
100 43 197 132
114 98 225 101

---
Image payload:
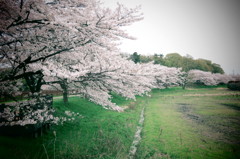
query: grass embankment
137 86 240 159
0 94 144 159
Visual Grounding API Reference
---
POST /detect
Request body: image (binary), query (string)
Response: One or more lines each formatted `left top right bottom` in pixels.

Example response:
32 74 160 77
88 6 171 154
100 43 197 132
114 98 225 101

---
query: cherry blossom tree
0 0 142 96
187 70 232 86
212 73 233 85
0 0 145 127
150 64 184 89
38 0 144 108
0 0 191 129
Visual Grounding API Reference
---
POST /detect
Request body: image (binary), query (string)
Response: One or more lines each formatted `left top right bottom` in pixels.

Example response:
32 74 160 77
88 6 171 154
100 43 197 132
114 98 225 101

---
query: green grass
1 86 240 159
0 95 143 159
136 86 240 159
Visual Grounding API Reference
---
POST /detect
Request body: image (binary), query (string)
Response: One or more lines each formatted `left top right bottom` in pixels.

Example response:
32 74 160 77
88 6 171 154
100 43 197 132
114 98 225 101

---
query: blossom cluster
0 97 83 126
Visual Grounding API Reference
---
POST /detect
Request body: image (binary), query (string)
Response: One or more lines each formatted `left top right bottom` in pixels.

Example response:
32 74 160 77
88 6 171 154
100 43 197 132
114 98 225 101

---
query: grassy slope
137 86 240 159
0 95 143 159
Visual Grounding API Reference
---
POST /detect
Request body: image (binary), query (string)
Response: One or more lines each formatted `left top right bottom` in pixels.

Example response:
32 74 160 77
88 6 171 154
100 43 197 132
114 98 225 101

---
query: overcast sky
103 0 240 74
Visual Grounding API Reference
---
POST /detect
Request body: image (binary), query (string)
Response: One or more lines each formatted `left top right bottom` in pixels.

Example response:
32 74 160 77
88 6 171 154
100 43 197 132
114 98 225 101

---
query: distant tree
181 55 195 72
164 53 183 68
130 52 141 63
129 52 225 74
164 54 224 74
195 59 213 72
139 55 153 63
212 63 224 74
153 53 164 65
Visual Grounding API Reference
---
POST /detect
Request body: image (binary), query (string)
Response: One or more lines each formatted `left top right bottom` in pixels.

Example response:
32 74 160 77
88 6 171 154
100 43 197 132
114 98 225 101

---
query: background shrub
227 81 240 90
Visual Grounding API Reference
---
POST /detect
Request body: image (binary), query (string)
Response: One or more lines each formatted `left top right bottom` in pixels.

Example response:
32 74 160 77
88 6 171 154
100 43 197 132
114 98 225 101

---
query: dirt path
128 106 145 159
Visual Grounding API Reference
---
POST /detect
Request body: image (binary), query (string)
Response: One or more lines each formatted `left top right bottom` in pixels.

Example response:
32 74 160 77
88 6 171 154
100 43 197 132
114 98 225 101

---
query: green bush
227 81 240 90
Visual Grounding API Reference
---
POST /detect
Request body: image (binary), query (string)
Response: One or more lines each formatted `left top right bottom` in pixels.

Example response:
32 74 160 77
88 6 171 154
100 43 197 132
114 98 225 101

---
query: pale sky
103 0 240 74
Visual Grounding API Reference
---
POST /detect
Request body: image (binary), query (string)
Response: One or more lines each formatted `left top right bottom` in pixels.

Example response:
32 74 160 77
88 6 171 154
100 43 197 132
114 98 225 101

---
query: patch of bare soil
177 103 204 124
177 103 240 144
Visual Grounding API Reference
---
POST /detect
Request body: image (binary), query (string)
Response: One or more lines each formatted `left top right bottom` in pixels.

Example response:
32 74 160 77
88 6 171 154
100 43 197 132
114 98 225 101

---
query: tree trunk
182 83 186 90
60 79 69 105
63 87 68 104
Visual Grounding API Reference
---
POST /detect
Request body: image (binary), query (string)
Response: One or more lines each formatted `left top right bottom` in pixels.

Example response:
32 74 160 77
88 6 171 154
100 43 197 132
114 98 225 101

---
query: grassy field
0 86 240 159
136 86 240 159
0 94 144 159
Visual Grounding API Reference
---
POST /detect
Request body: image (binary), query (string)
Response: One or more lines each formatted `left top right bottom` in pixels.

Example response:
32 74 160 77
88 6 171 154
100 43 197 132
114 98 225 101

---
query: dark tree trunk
63 88 68 104
181 73 188 90
60 79 69 105
182 83 186 90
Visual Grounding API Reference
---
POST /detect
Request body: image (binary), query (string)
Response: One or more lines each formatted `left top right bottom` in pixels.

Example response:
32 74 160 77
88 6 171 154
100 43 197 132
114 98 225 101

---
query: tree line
129 52 224 74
